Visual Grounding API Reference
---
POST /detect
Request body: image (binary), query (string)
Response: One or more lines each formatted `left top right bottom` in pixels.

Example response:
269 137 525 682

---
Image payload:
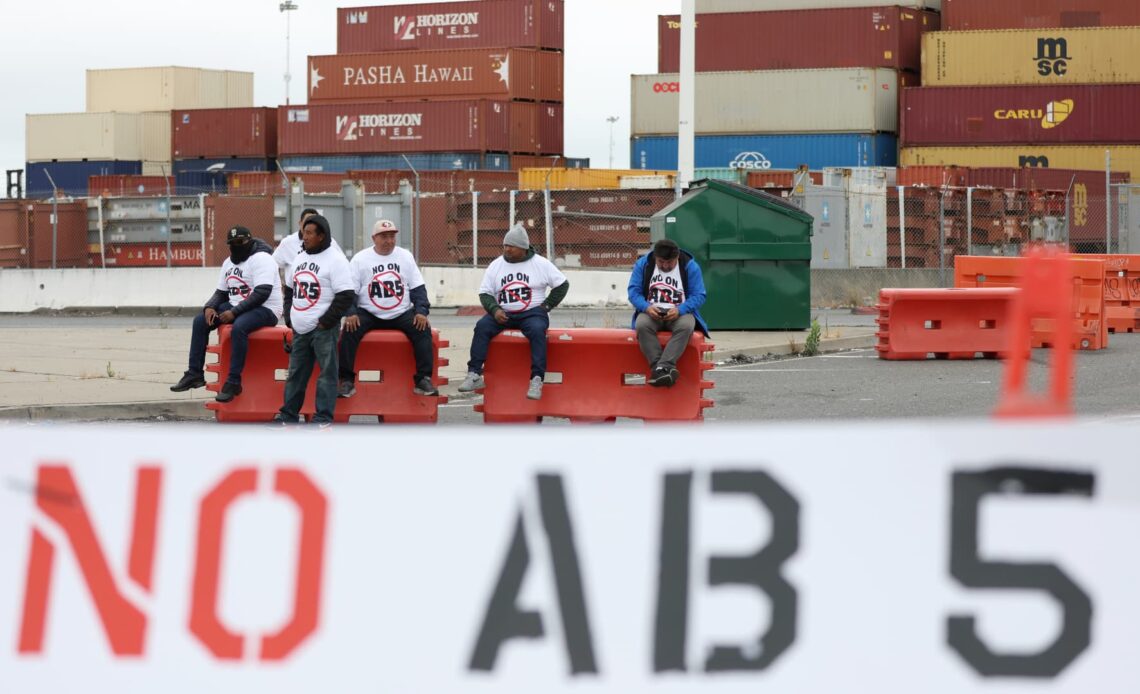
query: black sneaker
647 367 670 387
215 382 242 403
413 376 439 396
337 380 356 398
666 367 680 387
170 372 206 392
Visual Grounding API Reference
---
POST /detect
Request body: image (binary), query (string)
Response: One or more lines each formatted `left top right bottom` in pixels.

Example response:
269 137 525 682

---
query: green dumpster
649 179 814 330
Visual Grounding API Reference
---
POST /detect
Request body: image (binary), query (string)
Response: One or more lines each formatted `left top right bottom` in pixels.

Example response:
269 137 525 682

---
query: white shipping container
27 111 172 163
693 0 939 11
86 67 253 113
631 68 898 136
618 174 675 189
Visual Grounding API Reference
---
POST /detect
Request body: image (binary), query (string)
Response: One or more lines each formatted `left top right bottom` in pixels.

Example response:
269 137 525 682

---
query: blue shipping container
281 156 361 173
281 153 512 173
630 134 898 171
25 161 142 199
172 158 274 175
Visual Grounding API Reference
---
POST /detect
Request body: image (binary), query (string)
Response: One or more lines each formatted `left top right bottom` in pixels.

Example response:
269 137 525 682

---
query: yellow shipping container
26 111 171 163
86 67 254 113
519 168 676 191
901 146 1140 176
921 26 1140 86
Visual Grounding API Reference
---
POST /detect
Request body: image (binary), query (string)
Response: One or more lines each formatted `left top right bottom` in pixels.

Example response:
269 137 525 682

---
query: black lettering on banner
469 474 597 675
369 278 404 299
653 470 800 673
947 466 1094 678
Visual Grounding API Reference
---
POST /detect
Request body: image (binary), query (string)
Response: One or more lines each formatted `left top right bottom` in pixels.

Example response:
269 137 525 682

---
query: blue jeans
466 307 549 379
187 302 277 385
279 326 339 424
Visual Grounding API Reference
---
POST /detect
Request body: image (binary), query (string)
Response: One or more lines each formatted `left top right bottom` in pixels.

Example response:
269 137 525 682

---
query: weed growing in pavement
803 319 822 357
106 362 116 378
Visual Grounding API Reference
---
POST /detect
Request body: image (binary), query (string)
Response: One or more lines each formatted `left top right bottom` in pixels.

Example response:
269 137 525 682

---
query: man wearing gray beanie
458 223 570 400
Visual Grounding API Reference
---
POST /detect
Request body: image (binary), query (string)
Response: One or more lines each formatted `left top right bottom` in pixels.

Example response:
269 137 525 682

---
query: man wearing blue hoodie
627 238 709 387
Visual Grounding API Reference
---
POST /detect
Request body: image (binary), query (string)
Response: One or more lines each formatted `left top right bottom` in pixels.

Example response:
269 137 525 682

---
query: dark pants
467 307 549 379
187 302 277 385
279 327 339 424
635 312 696 371
338 308 433 384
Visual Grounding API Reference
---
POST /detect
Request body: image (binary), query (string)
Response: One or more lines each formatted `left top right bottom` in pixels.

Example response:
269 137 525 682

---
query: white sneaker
458 372 485 392
526 376 543 400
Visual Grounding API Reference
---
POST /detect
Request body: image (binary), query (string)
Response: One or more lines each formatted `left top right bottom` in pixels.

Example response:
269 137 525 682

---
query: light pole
280 1 299 105
606 116 619 169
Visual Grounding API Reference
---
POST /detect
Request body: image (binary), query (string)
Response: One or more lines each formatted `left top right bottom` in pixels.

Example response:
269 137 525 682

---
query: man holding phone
627 238 709 387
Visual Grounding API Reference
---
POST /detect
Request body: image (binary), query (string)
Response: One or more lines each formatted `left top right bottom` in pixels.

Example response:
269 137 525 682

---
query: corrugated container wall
308 48 562 103
658 7 939 74
696 0 939 10
942 0 1140 31
278 101 557 156
902 84 1140 145
632 69 898 136
921 27 1140 86
172 108 278 159
518 168 676 190
86 67 253 112
27 112 170 163
899 146 1140 177
280 153 513 172
633 134 899 170
337 0 564 53
25 161 142 198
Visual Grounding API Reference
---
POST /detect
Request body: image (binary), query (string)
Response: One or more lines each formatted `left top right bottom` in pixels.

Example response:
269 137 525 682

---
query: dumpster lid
653 178 814 224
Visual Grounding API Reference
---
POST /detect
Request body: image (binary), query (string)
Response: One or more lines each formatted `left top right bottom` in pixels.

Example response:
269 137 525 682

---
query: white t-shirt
479 253 568 314
273 232 344 270
647 263 685 310
216 252 284 318
350 246 425 320
286 247 355 334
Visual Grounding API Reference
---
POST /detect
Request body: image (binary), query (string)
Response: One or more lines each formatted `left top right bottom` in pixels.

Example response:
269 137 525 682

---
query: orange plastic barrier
205 325 448 423
995 246 1074 418
1082 254 1140 333
474 328 715 423
954 254 1108 350
875 288 1021 360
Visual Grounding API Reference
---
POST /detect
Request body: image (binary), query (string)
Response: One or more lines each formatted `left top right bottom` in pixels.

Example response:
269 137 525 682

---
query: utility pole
606 116 619 169
280 2 299 105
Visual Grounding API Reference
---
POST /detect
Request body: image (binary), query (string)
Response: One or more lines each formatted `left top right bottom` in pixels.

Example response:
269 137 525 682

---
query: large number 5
947 467 1095 678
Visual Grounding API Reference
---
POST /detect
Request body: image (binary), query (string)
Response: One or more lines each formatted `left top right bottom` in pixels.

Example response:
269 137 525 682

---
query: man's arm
410 285 430 316
318 290 357 329
627 256 651 312
204 289 228 312
282 286 294 329
230 285 272 317
677 260 707 314
542 280 569 311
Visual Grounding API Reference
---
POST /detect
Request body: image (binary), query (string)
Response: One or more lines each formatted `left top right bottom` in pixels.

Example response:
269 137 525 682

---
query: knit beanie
503 223 530 249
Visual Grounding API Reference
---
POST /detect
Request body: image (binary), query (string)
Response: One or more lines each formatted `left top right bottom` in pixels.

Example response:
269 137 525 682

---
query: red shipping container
99 242 203 267
901 84 1140 146
943 0 1140 31
658 6 939 74
896 166 969 187
746 170 823 189
307 48 562 104
966 167 1129 191
88 175 174 197
172 107 278 159
278 100 547 156
337 0 563 53
349 169 520 194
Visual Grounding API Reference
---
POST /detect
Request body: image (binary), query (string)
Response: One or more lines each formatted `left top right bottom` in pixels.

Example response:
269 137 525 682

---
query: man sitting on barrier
337 219 438 398
458 224 570 401
275 214 356 426
170 226 282 402
627 238 709 387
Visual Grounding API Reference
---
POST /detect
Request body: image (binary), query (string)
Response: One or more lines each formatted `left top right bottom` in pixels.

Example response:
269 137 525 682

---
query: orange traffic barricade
1082 254 1140 333
474 328 715 423
875 288 1021 360
954 254 1108 350
205 325 448 423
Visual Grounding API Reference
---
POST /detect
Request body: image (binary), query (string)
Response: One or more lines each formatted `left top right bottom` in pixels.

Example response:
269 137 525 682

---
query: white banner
1 422 1138 692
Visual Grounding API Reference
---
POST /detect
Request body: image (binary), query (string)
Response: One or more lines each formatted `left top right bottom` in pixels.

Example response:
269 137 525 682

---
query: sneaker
314 421 333 430
170 371 206 392
271 414 294 426
647 366 670 387
526 376 544 400
337 380 356 398
458 372 485 392
413 376 439 396
667 367 680 387
215 382 242 403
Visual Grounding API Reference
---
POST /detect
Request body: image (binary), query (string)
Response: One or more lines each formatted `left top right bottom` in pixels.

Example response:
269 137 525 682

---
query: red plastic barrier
474 328 715 423
205 325 448 423
1082 254 1140 333
875 288 1021 360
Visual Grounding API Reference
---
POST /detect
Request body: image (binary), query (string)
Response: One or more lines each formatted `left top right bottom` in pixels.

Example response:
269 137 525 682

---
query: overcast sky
0 0 680 179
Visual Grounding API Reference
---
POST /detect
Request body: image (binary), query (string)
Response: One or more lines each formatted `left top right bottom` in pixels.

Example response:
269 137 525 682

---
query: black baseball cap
227 226 253 244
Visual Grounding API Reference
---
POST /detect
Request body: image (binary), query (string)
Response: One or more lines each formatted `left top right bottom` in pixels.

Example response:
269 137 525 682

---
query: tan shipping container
900 145 1140 177
632 68 897 136
519 168 675 191
921 27 1140 86
26 112 171 163
86 67 254 112
695 0 939 10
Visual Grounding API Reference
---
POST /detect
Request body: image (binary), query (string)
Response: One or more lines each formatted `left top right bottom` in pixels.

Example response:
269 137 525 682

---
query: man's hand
663 307 680 322
493 308 508 325
413 314 429 331
204 307 218 326
343 315 360 332
218 310 236 324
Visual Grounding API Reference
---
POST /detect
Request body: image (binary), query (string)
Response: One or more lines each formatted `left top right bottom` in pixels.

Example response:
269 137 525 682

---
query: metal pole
472 189 479 268
606 116 618 169
199 193 207 267
42 169 59 269
276 160 292 239
97 195 106 269
509 189 516 227
966 187 973 257
938 188 946 287
543 156 560 259
677 0 696 189
1106 149 1112 253
897 186 906 270
162 165 172 268
400 154 421 260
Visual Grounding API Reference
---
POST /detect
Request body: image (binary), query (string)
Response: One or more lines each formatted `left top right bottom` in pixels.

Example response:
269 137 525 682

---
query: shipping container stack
169 107 278 195
278 0 566 174
631 3 942 172
899 0 1140 254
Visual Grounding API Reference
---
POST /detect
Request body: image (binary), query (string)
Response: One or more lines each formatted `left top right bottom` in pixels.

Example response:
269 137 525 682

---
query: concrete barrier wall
0 266 943 313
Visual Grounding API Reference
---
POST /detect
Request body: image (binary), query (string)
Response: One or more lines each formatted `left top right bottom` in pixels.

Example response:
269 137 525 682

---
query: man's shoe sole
414 387 440 396
170 379 206 392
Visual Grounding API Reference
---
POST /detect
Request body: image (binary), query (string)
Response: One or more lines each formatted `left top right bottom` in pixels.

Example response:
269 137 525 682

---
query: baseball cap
372 219 398 236
227 226 253 244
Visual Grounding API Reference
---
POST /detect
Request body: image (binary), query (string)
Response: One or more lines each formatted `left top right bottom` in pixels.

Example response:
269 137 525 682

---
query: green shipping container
650 179 813 330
